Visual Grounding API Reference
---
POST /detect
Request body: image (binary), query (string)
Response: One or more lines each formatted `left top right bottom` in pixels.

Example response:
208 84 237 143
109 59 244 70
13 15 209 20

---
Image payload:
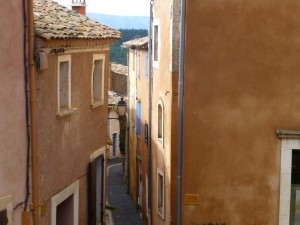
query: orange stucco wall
151 0 179 223
128 47 151 223
128 49 138 203
0 2 27 225
36 48 109 225
181 0 300 224
136 49 149 221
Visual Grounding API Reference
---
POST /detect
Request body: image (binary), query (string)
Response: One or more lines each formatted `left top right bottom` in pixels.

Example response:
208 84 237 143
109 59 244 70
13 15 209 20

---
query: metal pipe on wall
28 0 39 224
176 0 186 223
147 0 153 224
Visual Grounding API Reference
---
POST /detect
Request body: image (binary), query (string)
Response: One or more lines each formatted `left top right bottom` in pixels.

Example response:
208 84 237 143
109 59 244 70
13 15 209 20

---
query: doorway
88 155 104 225
137 160 142 218
112 133 117 157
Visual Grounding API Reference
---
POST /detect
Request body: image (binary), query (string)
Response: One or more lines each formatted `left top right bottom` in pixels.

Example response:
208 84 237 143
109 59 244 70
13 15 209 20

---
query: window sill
56 108 77 118
153 60 159 69
157 138 163 147
91 100 104 109
157 208 164 220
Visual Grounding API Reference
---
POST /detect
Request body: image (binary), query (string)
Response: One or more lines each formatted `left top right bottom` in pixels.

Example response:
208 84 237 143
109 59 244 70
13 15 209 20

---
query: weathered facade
33 1 120 225
150 0 180 224
180 0 300 225
110 63 127 96
123 37 150 222
0 2 27 225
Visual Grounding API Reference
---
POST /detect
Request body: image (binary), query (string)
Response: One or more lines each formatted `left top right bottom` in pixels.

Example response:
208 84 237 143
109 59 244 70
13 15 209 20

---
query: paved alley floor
107 157 145 225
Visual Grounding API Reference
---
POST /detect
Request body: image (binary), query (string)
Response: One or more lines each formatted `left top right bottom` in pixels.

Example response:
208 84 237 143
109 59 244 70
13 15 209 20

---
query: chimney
71 0 86 16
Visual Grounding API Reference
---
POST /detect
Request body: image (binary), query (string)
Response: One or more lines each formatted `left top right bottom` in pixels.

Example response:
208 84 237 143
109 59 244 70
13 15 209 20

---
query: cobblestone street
106 158 145 225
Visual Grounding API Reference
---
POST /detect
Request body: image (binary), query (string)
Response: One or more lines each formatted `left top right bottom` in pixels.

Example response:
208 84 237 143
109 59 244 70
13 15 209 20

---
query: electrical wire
23 0 31 211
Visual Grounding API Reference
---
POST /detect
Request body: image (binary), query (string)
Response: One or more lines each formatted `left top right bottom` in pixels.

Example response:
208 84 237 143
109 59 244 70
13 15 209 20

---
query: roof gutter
28 1 39 225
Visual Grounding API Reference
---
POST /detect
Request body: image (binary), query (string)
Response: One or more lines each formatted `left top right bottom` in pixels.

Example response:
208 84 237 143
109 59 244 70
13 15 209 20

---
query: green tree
110 29 148 65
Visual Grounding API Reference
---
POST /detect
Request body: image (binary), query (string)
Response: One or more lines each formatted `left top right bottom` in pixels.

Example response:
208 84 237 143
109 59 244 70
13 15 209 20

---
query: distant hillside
87 13 149 29
110 29 148 65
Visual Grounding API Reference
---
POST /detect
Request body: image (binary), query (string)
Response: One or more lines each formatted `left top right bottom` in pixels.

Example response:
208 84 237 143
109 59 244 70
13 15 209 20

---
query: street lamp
108 97 126 119
116 98 126 116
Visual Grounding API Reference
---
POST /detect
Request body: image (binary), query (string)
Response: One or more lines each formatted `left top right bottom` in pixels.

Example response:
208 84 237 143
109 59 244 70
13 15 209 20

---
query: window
153 19 160 68
158 101 164 145
145 52 149 78
277 131 300 225
137 52 140 78
290 150 300 224
57 55 74 117
132 50 136 71
51 180 79 225
131 96 135 127
136 101 141 136
91 54 105 107
56 195 74 225
157 168 164 218
0 195 12 225
144 122 148 144
58 55 71 110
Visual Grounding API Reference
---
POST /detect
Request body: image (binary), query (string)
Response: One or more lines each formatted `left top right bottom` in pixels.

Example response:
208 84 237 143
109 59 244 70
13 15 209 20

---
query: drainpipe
176 0 186 224
147 1 153 224
28 1 39 225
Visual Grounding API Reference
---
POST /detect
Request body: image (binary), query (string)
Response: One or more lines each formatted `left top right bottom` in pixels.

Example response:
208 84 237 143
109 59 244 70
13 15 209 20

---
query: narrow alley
107 158 145 225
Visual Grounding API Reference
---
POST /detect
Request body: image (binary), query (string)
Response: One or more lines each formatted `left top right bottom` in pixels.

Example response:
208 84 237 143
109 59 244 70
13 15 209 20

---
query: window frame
57 55 74 117
132 49 136 72
157 168 165 219
290 184 300 225
277 131 300 225
51 180 79 225
152 18 160 69
137 51 140 79
91 54 105 108
157 100 164 146
136 101 141 136
145 51 149 78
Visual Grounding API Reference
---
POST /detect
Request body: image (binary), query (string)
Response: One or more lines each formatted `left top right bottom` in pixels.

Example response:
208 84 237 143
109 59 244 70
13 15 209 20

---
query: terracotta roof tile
33 0 121 40
108 91 126 105
110 63 128 76
122 36 148 49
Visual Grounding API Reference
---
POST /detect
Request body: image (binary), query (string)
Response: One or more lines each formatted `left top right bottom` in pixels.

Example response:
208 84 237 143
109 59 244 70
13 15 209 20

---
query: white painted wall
108 109 120 158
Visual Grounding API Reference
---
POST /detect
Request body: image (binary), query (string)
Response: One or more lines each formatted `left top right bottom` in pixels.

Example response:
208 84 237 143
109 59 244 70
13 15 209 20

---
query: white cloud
54 0 149 16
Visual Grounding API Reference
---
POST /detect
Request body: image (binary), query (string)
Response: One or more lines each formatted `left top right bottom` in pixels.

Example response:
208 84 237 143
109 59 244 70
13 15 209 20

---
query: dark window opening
56 195 74 225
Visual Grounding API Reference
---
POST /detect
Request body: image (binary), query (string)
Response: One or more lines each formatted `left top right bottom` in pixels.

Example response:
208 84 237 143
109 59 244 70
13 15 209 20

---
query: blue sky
54 0 149 16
